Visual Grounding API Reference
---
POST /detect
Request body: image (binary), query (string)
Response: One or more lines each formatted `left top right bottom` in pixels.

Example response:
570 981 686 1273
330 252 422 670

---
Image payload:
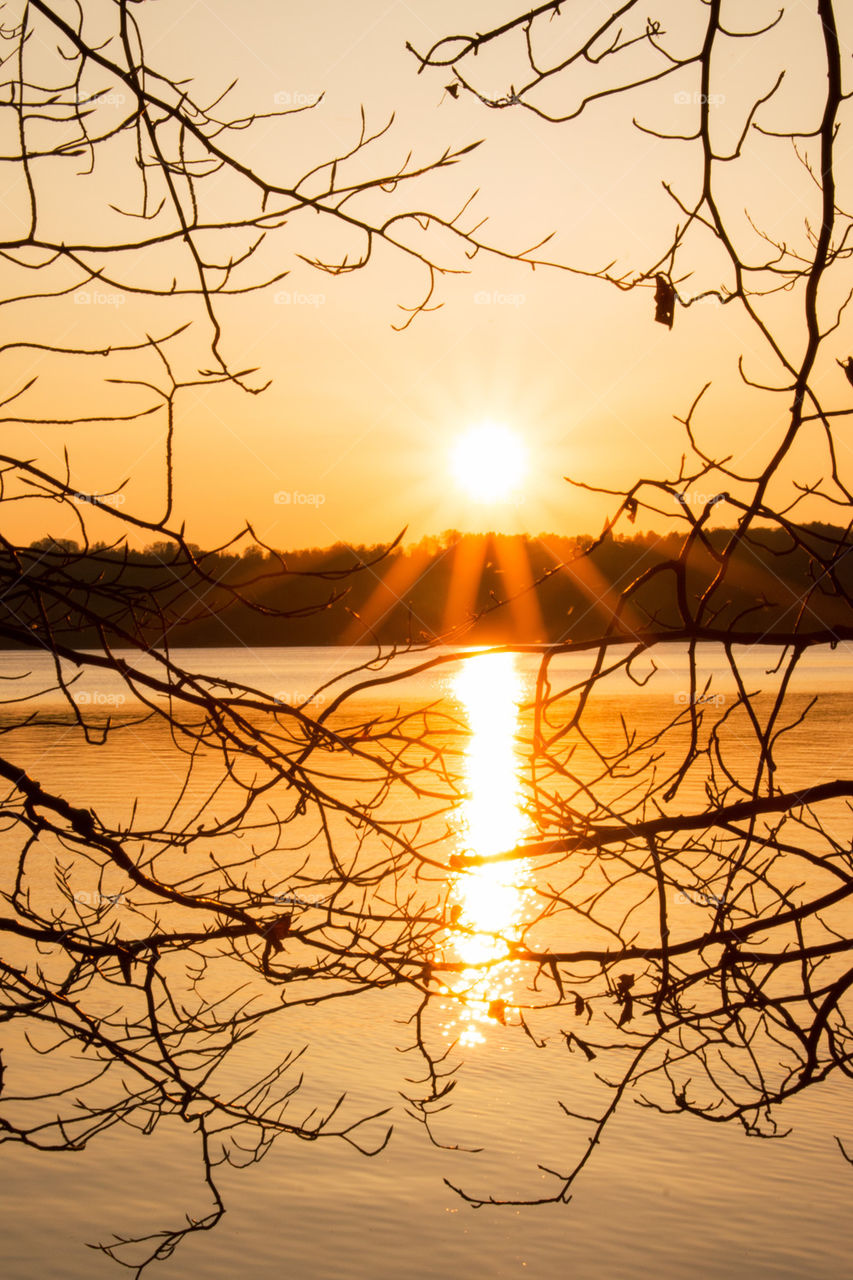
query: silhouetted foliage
7 523 853 649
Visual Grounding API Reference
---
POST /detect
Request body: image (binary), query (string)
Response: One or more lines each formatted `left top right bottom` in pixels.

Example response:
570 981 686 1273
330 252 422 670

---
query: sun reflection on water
445 650 532 1046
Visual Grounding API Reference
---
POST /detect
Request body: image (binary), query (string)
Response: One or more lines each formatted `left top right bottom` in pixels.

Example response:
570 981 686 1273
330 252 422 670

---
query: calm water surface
1 644 852 1279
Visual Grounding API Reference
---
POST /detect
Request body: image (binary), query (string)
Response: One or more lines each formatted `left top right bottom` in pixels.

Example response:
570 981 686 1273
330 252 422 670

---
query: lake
1 643 851 1279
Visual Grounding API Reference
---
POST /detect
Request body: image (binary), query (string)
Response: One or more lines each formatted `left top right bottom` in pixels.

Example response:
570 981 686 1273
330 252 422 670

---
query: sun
451 422 527 503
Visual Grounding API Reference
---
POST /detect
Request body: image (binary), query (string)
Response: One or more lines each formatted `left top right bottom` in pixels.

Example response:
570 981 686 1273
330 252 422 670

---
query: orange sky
6 0 850 552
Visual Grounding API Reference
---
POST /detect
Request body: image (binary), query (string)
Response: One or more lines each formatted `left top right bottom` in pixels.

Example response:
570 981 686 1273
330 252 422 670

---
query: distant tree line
7 522 853 650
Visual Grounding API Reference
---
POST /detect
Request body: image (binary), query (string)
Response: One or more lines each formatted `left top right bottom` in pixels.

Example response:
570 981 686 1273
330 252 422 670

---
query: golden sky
6 0 848 550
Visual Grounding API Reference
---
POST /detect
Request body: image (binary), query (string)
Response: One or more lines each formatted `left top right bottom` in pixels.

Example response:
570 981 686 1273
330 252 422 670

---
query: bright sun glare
451 422 527 503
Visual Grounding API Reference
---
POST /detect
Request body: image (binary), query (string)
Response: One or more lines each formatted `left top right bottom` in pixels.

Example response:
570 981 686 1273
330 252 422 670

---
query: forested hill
5 525 853 649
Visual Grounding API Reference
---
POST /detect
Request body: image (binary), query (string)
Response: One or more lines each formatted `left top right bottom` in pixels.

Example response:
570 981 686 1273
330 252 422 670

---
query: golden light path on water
444 651 533 1046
